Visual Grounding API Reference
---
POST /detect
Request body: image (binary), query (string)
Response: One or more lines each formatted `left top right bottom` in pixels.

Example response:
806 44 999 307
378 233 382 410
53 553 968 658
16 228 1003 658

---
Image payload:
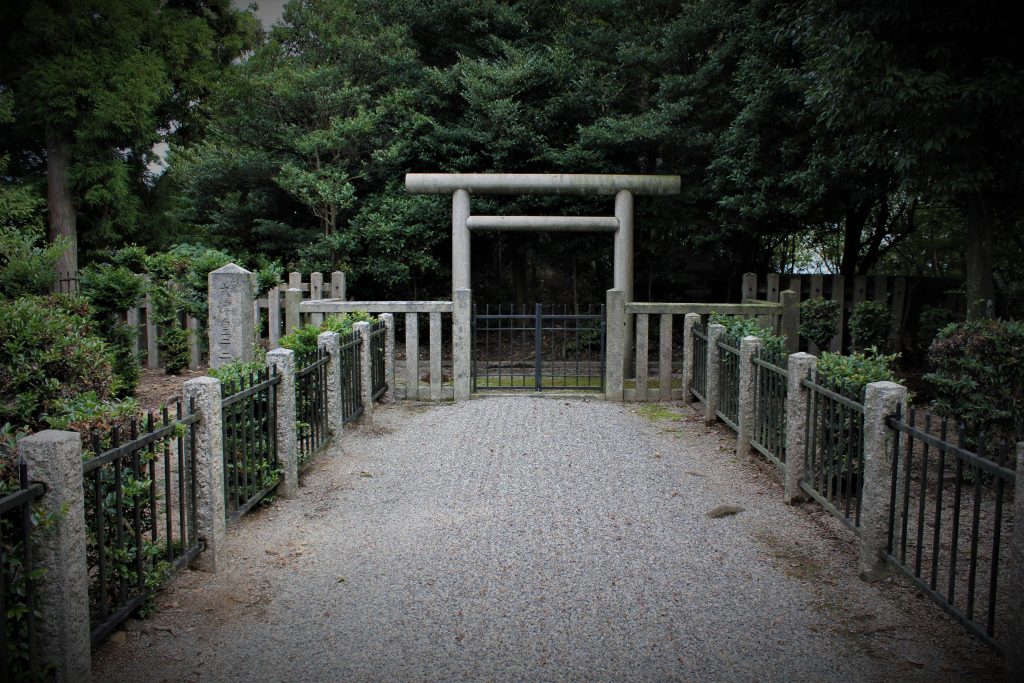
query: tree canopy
1 0 1021 314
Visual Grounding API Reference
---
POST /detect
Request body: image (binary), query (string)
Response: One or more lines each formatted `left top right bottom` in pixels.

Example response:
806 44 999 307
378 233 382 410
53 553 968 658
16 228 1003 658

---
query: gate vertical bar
534 303 542 391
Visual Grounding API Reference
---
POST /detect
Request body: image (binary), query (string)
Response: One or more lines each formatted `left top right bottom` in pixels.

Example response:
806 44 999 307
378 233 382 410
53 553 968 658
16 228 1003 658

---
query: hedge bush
799 298 840 351
0 296 118 432
708 313 786 355
817 348 900 399
848 300 889 351
278 313 375 358
925 319 1024 440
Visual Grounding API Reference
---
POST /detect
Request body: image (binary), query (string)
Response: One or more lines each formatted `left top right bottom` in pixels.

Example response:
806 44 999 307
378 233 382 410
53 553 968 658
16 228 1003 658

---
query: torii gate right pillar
614 190 635 377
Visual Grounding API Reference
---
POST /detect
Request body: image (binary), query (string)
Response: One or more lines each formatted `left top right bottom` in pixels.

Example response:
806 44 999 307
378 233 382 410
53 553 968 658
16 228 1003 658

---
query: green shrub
279 313 374 357
817 348 900 399
79 263 147 394
916 305 957 350
709 313 786 355
0 296 119 431
0 227 64 298
799 298 840 351
925 319 1024 440
209 359 268 394
848 300 889 351
157 326 191 375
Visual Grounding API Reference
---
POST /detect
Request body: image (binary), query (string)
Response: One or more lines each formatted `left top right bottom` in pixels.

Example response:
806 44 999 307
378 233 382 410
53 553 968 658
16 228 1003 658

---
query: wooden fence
55 270 346 370
741 273 965 354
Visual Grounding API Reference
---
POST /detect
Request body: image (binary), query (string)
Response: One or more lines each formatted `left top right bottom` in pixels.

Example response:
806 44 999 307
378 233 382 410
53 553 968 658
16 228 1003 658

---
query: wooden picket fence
740 272 965 354
55 270 347 370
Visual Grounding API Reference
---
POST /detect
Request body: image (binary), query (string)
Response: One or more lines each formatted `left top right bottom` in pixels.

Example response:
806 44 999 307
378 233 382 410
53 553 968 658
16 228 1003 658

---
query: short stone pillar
453 289 472 402
1007 442 1024 679
208 263 256 369
354 321 373 420
741 272 757 301
380 313 396 402
284 287 302 335
704 323 725 424
318 331 342 437
780 289 800 354
405 312 420 400
309 271 324 327
330 271 345 299
267 285 282 348
736 335 761 457
858 380 907 582
681 313 700 403
266 349 298 498
605 289 625 401
183 376 226 572
784 352 816 504
18 431 91 682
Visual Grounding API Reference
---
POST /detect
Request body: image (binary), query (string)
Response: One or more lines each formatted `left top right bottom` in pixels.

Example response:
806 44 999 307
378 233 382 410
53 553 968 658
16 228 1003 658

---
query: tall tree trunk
840 201 871 277
46 128 77 278
965 190 995 320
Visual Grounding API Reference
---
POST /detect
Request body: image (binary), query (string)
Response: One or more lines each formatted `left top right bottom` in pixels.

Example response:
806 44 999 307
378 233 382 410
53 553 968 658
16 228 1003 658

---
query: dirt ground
134 366 209 413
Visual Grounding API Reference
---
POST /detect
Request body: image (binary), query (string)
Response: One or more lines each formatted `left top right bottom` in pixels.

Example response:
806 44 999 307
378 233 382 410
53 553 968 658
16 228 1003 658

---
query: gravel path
92 397 1001 682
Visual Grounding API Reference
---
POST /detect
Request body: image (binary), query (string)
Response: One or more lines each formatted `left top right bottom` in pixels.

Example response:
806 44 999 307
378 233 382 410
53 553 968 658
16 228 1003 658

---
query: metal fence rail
295 351 329 466
752 350 788 469
716 338 741 431
370 321 388 401
340 332 364 424
1 459 46 679
82 400 201 645
691 324 708 402
222 369 280 519
886 406 1016 654
800 374 865 532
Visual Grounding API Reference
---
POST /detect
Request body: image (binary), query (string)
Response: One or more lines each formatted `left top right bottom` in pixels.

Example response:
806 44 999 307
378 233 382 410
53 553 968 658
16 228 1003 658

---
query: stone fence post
858 380 907 581
18 431 91 682
354 321 373 420
736 335 761 457
318 331 342 439
380 313 396 402
605 289 625 401
681 312 700 403
784 352 816 505
1007 442 1024 680
453 289 472 402
704 323 725 424
284 287 302 335
267 349 298 498
208 263 255 369
183 377 225 573
780 289 800 354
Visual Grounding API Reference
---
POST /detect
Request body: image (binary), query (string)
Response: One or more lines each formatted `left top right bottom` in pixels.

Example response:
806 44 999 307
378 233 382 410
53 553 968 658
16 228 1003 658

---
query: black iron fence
1 459 46 679
716 337 741 430
370 321 387 401
800 374 865 532
886 406 1016 654
472 304 605 392
296 350 329 465
340 332 364 424
82 400 201 645
752 349 788 468
691 324 708 402
221 369 280 519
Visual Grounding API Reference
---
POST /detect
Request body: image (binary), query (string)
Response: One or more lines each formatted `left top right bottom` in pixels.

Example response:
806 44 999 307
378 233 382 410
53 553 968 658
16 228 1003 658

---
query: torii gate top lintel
403 172 680 296
405 172 681 196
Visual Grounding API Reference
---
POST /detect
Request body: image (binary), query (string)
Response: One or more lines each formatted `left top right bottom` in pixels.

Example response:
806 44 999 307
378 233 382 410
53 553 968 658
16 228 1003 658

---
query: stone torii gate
405 172 681 400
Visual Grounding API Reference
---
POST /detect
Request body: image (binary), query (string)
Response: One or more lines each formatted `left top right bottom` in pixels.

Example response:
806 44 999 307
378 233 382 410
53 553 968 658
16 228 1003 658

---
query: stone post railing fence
8 270 396 679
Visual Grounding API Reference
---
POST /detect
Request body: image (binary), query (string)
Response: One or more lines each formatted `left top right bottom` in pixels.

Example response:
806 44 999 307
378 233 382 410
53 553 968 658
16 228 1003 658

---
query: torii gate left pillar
406 173 681 400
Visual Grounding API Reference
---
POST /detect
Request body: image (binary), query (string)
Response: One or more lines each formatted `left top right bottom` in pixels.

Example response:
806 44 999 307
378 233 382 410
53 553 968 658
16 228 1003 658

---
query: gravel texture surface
92 397 1002 682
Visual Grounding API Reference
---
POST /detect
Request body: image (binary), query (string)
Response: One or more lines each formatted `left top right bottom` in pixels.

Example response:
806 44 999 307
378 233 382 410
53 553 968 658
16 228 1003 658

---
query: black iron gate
472 303 605 392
